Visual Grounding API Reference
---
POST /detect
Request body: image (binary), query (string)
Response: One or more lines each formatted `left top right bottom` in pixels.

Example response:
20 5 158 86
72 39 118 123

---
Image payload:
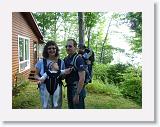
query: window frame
18 35 30 73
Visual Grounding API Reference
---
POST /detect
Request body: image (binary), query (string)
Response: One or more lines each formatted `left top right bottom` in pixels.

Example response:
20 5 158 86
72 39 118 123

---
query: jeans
39 83 62 109
88 64 92 83
67 85 86 109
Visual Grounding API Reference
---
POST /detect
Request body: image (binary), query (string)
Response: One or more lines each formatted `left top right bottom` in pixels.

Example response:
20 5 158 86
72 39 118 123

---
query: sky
104 12 142 66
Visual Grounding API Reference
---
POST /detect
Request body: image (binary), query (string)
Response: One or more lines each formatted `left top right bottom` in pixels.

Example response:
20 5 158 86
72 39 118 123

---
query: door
33 42 38 65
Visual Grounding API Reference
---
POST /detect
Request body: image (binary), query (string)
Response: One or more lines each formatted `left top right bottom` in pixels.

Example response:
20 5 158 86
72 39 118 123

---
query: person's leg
67 86 74 109
57 84 63 109
88 64 92 83
52 84 61 108
74 88 86 109
39 83 50 109
74 96 85 109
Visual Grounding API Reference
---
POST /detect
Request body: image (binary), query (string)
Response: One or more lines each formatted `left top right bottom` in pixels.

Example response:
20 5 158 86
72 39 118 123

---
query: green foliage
93 63 108 83
126 12 142 53
33 12 57 36
93 63 142 105
12 79 30 97
106 63 129 85
84 12 102 28
12 73 30 96
101 44 114 64
93 63 129 85
120 67 142 105
86 80 122 98
12 83 41 109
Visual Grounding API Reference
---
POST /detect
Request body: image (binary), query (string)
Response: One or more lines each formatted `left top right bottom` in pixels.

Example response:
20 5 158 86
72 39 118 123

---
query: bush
12 82 41 109
12 78 30 97
86 80 122 97
106 63 129 85
93 63 108 84
119 67 142 105
93 63 129 85
92 63 142 105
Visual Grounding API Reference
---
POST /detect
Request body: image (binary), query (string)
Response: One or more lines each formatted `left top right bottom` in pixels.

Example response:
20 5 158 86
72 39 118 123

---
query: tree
33 12 62 41
78 12 85 45
33 12 54 37
126 12 142 53
99 13 121 64
99 16 112 63
84 12 102 48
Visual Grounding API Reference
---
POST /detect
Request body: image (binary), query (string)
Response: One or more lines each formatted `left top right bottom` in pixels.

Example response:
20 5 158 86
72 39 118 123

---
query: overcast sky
105 12 142 66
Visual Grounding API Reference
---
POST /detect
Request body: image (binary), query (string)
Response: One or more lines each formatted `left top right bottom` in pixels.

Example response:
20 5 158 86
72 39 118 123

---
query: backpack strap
57 59 64 86
70 54 79 70
43 58 48 74
38 58 47 77
57 59 61 69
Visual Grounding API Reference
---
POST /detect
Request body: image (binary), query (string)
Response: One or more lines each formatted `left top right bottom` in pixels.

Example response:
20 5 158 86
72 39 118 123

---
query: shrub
12 74 31 97
93 63 108 84
119 67 142 105
86 80 122 97
106 63 129 85
93 63 130 85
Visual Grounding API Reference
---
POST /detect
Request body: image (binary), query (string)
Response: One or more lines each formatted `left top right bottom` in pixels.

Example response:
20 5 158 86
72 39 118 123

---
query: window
18 35 30 72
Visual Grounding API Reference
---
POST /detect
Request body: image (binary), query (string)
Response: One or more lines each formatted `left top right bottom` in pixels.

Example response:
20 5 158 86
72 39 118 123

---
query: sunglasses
48 47 56 50
65 45 73 48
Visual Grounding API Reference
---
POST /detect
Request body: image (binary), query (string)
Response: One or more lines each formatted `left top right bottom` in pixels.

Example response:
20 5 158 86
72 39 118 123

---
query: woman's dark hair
42 41 59 58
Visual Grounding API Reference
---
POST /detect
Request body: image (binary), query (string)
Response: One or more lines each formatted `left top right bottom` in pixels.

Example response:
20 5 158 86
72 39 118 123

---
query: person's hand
37 80 41 85
78 54 82 57
73 94 79 104
64 67 73 74
86 60 91 64
36 78 45 84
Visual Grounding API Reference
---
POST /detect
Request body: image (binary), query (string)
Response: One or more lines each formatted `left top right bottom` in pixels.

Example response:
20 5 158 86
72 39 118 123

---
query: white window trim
18 35 30 73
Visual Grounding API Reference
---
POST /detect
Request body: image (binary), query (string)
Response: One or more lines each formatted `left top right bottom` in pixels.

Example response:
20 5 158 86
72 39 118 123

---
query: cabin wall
12 12 39 78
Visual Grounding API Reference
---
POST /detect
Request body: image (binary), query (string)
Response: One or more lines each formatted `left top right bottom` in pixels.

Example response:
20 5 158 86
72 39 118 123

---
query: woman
35 41 71 109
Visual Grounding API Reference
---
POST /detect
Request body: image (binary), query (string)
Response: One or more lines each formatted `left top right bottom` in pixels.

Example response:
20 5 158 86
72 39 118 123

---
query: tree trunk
78 12 84 45
87 27 91 48
100 17 112 63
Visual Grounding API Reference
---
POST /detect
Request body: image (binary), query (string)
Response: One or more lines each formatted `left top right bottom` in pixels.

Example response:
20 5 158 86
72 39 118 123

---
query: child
37 62 72 107
78 44 94 83
38 62 72 83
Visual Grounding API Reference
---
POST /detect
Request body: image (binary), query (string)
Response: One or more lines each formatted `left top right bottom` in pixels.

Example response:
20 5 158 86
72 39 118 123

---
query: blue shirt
64 53 85 84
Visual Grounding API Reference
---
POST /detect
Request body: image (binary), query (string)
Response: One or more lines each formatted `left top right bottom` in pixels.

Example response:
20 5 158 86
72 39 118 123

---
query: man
64 39 86 109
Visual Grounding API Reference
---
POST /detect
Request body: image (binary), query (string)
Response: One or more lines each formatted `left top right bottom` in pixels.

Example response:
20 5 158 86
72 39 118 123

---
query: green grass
85 93 141 109
12 82 141 109
12 83 41 109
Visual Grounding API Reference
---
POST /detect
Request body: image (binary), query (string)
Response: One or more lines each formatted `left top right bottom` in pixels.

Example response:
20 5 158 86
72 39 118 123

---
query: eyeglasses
78 46 84 49
65 45 73 48
48 47 56 50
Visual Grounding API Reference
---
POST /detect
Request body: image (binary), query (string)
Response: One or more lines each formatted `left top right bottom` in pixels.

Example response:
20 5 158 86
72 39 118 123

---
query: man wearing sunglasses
64 39 86 109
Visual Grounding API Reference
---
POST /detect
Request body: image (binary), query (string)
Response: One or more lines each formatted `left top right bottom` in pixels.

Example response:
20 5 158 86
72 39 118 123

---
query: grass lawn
12 82 141 109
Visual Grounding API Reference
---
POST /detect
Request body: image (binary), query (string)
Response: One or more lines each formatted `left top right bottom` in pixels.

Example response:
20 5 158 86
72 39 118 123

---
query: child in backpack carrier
78 44 93 84
38 62 72 107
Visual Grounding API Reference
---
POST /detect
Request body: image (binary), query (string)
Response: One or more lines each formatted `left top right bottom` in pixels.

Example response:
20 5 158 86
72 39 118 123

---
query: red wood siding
12 12 38 77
